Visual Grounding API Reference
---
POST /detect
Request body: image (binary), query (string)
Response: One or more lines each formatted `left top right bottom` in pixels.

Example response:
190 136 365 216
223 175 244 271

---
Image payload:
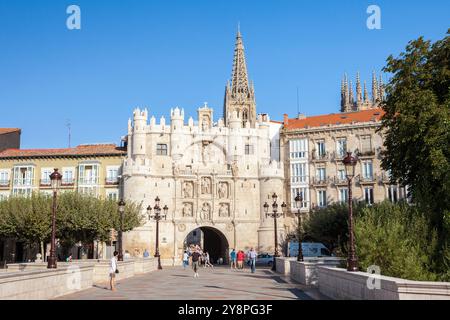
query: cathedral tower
223 28 257 128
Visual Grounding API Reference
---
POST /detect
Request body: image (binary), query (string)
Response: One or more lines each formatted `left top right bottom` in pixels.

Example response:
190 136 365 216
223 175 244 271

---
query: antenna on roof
66 119 71 148
296 86 300 116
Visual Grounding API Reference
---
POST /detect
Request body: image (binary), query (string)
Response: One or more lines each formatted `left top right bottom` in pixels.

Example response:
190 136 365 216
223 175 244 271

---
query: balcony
332 176 348 186
378 173 395 185
357 148 376 158
78 178 99 186
61 179 75 187
0 180 10 188
357 175 376 185
310 152 329 162
13 179 34 187
311 177 330 187
331 151 346 162
105 177 120 186
39 179 51 188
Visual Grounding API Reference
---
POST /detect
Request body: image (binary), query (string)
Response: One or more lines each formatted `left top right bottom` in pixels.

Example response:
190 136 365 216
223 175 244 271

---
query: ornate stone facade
122 30 285 265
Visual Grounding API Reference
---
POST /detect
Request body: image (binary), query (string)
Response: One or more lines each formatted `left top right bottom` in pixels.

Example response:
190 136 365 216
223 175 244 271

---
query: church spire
224 27 256 128
230 27 250 98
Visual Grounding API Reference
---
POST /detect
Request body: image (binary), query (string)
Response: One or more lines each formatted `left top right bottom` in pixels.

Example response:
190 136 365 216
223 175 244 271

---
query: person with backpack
191 248 201 278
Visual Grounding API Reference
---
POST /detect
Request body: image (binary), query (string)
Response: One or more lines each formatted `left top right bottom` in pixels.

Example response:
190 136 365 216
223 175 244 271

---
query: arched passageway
184 226 229 264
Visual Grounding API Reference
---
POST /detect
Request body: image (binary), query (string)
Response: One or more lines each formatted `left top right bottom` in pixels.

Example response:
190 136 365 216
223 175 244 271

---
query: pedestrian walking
109 251 119 291
237 250 245 269
230 249 237 269
248 248 257 273
143 249 150 258
182 250 189 269
191 248 201 278
204 251 214 268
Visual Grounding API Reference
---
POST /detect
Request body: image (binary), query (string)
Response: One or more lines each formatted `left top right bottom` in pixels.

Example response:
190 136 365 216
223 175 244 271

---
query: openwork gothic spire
224 27 256 127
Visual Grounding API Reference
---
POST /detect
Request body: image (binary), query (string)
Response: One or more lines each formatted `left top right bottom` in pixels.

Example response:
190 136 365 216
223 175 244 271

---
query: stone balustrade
318 266 450 300
0 258 158 299
289 258 343 287
275 257 297 275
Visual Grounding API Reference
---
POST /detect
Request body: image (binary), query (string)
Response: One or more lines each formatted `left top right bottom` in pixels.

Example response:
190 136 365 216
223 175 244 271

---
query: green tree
355 201 442 281
380 29 450 274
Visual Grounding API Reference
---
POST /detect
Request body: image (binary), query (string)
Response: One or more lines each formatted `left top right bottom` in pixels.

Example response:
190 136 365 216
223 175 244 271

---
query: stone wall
289 258 344 287
318 266 450 300
1 258 158 299
275 257 296 275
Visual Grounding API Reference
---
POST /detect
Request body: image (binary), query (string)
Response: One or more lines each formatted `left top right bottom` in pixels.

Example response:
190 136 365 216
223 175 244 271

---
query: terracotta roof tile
284 109 384 130
0 128 21 135
0 144 126 158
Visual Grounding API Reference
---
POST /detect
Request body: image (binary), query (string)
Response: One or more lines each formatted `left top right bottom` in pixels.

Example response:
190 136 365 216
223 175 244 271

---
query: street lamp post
47 168 62 269
343 152 358 272
263 193 287 272
148 196 168 270
294 192 304 262
117 199 125 261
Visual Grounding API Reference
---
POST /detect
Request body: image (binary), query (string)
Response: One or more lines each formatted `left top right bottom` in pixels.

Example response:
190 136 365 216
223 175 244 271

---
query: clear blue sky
1 0 449 149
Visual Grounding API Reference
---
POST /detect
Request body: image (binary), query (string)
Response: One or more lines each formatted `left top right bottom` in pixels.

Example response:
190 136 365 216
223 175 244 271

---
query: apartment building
281 108 408 213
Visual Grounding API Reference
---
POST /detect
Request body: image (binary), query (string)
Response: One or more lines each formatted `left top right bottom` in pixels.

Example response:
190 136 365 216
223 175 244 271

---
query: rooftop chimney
283 114 289 126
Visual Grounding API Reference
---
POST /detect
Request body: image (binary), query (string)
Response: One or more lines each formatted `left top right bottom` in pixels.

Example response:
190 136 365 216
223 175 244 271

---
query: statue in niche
183 181 193 198
173 162 180 176
182 203 193 217
218 182 228 199
219 203 229 217
200 202 211 221
201 177 211 194
231 161 239 177
201 115 210 132
202 143 211 164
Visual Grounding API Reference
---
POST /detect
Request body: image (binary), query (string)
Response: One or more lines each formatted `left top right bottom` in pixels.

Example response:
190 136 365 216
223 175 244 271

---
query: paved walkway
58 266 327 300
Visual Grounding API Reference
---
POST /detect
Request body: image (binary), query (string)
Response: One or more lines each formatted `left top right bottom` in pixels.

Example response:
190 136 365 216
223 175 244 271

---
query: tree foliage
0 192 144 251
380 29 450 243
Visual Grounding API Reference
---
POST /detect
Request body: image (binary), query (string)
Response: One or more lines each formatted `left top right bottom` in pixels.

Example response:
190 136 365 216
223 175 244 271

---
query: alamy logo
66 5 81 30
366 5 381 30
366 265 381 289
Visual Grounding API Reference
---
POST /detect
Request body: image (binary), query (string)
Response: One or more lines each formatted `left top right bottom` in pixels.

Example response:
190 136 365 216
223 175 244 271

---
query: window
107 190 119 201
0 170 9 185
316 140 326 157
245 144 254 155
316 167 326 181
40 168 53 185
13 166 34 187
388 185 398 203
291 187 308 209
336 138 347 158
339 188 348 203
62 168 75 185
106 166 119 184
291 163 307 183
78 164 99 185
156 144 168 155
289 139 308 159
337 169 346 181
317 190 327 208
362 161 373 180
361 135 372 153
364 187 374 205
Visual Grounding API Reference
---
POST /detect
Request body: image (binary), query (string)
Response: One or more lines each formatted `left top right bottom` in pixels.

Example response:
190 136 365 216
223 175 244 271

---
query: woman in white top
110 251 118 291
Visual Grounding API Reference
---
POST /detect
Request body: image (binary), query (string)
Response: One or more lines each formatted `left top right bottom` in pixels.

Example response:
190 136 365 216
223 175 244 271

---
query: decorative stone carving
183 181 194 198
226 223 234 232
201 177 211 194
231 161 239 177
218 182 228 199
219 203 230 217
201 142 211 164
178 224 186 232
182 202 193 217
200 202 211 221
173 162 180 176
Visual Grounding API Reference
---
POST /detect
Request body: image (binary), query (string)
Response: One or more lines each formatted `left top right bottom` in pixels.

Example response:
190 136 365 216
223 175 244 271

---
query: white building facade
122 31 285 265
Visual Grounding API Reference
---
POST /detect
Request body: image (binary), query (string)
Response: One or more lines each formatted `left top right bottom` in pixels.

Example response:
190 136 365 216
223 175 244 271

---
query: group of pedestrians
229 247 258 273
183 244 214 278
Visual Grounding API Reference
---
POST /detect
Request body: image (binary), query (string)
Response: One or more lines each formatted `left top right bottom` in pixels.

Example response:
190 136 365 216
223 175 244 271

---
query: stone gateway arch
121 30 285 265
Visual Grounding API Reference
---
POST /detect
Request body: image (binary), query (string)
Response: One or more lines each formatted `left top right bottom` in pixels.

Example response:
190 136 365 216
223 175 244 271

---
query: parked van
287 242 332 257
